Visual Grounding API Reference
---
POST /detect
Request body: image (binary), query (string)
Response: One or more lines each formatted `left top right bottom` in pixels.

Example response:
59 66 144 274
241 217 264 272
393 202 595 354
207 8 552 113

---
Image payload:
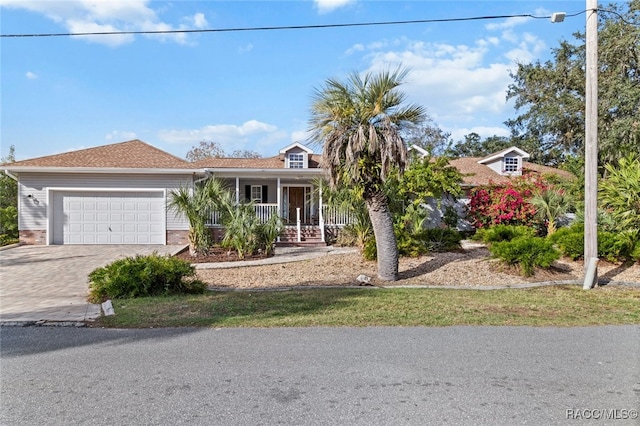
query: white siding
17 173 193 232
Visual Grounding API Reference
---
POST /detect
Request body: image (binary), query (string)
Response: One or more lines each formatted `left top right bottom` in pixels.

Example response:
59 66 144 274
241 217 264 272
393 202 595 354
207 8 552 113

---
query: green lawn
93 285 640 328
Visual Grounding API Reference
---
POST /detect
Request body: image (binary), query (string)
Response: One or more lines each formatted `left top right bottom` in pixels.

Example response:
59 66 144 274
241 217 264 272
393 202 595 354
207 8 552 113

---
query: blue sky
1 0 604 161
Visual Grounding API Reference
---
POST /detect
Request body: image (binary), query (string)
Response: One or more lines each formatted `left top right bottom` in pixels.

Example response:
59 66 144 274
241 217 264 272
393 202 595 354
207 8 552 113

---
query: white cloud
158 120 287 154
239 43 254 54
25 71 38 79
314 0 354 14
187 12 207 29
106 130 137 141
353 23 548 139
0 0 205 47
485 16 531 31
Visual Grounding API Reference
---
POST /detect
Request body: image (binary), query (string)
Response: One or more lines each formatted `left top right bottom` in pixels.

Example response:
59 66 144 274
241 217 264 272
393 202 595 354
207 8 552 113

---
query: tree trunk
366 192 399 281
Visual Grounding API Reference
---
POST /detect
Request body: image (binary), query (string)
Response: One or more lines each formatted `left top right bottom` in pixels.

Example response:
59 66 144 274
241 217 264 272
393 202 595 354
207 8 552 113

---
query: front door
288 187 304 223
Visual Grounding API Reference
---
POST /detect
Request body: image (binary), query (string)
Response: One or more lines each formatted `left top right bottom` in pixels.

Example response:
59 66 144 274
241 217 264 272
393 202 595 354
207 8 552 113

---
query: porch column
319 184 325 243
276 177 281 242
235 177 240 204
277 177 281 217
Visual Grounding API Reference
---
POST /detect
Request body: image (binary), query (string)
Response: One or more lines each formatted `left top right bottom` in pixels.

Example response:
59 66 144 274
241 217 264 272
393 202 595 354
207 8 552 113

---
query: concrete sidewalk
0 245 184 325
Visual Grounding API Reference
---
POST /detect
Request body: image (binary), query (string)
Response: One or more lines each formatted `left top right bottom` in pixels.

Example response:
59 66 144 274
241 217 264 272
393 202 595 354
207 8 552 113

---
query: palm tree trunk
366 192 399 281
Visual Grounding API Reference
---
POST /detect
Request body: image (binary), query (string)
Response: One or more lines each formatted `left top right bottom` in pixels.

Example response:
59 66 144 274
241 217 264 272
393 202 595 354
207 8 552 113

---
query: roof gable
478 146 530 165
279 142 314 155
6 140 192 169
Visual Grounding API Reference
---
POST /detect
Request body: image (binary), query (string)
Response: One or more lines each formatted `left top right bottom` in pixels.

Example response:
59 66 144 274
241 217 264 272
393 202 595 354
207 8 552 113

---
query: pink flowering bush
468 175 547 229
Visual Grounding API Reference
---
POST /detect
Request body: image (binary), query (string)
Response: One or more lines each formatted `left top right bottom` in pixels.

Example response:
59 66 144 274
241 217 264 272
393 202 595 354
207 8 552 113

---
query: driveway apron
0 245 184 323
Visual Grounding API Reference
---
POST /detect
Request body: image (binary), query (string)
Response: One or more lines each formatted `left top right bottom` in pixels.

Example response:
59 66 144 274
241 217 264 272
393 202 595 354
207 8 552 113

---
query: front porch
207 198 351 246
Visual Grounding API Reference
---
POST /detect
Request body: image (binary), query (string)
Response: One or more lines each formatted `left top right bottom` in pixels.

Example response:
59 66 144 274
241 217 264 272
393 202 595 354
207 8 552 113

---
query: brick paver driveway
0 245 184 323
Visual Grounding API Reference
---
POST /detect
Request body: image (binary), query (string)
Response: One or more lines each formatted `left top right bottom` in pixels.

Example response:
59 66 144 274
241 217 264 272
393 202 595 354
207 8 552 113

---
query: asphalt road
1 326 639 425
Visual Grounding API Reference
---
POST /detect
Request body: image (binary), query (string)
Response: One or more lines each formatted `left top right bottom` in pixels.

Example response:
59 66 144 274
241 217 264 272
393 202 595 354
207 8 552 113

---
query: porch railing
206 204 354 227
321 205 354 226
205 203 278 226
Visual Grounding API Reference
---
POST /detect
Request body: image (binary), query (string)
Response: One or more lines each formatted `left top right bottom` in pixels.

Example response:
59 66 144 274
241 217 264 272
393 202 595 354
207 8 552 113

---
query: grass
92 285 640 328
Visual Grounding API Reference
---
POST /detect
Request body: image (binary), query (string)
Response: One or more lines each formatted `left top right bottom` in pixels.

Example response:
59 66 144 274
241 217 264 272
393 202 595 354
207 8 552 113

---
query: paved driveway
0 245 184 323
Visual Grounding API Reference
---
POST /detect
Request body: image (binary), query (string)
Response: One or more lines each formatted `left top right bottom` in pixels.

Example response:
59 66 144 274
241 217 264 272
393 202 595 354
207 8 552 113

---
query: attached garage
51 190 166 245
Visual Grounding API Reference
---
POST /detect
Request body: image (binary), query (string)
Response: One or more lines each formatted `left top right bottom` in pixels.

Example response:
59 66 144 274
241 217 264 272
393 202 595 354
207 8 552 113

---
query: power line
0 11 588 39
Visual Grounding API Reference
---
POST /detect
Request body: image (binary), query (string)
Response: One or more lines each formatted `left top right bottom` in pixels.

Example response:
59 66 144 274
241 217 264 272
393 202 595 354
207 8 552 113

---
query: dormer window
504 157 519 173
288 153 304 169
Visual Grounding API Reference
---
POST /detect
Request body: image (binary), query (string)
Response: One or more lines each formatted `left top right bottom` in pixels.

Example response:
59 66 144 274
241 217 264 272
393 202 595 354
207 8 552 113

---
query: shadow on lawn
599 261 635 285
194 288 369 325
398 247 491 280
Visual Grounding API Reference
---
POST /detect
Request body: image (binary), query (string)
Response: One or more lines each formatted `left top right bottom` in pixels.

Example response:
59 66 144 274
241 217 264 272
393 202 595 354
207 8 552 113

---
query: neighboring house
410 145 574 229
3 139 339 246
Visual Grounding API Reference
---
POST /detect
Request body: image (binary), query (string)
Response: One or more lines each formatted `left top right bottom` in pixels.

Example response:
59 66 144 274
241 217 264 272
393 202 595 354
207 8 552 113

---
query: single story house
3 139 340 246
410 145 574 229
4 140 574 246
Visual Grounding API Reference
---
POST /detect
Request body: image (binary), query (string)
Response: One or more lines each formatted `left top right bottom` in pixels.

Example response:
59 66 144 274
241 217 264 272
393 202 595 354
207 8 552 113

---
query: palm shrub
221 202 283 259
530 188 572 235
599 155 640 232
422 228 463 252
168 177 232 257
473 224 537 245
257 212 283 256
221 202 261 259
490 237 560 277
88 253 206 303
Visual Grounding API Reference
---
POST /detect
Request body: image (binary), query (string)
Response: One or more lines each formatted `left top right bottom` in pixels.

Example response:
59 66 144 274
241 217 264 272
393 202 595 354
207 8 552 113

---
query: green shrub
632 240 640 263
362 238 377 261
547 225 584 260
88 253 206 303
473 224 537 245
598 230 637 263
0 234 19 246
0 206 18 239
549 225 639 262
490 237 560 277
423 228 463 252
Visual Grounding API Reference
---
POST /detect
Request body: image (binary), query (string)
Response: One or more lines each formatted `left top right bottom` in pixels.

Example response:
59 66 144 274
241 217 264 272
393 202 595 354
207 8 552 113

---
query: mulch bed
174 246 273 264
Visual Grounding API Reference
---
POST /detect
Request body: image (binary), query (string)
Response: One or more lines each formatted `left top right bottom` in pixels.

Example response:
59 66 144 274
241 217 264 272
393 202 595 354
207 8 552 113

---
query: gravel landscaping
194 243 640 290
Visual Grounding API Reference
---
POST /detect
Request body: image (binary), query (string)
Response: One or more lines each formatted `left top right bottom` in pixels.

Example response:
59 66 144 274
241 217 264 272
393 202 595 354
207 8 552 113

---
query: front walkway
0 245 184 324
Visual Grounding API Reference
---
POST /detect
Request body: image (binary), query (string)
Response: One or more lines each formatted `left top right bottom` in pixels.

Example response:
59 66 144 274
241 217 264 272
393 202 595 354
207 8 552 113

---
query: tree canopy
186 140 262 162
505 0 640 168
309 67 426 280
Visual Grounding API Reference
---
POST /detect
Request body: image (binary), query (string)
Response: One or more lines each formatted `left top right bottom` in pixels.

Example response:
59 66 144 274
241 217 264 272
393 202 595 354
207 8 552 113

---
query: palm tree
168 177 232 257
309 67 426 280
530 188 572 235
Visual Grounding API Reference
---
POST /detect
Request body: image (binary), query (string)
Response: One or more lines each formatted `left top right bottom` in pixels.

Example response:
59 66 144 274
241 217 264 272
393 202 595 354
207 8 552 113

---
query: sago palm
168 177 232 257
530 188 572 235
309 67 426 280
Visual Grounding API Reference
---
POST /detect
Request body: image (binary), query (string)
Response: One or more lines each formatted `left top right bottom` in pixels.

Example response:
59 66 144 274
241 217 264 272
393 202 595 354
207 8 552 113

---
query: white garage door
52 191 165 244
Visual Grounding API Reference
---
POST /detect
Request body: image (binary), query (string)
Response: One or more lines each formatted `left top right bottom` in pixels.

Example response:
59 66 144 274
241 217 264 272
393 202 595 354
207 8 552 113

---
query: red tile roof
6 140 192 169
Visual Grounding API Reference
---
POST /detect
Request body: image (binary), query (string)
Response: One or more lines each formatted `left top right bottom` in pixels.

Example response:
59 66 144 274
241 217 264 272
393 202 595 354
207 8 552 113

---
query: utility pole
583 0 599 289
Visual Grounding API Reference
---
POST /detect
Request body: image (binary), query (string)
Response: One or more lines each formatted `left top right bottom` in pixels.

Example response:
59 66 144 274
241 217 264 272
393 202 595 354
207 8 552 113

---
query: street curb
207 280 640 292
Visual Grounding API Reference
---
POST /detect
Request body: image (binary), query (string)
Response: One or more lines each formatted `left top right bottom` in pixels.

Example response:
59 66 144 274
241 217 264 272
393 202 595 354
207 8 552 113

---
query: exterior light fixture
551 12 566 23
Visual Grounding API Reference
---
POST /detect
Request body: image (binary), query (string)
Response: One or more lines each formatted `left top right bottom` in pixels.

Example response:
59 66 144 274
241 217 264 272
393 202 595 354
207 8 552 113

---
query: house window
504 157 519 173
288 153 304 169
250 185 262 203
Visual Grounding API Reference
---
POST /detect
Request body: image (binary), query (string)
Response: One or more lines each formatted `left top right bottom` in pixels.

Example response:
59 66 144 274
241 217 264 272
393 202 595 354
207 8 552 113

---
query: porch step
277 226 325 247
